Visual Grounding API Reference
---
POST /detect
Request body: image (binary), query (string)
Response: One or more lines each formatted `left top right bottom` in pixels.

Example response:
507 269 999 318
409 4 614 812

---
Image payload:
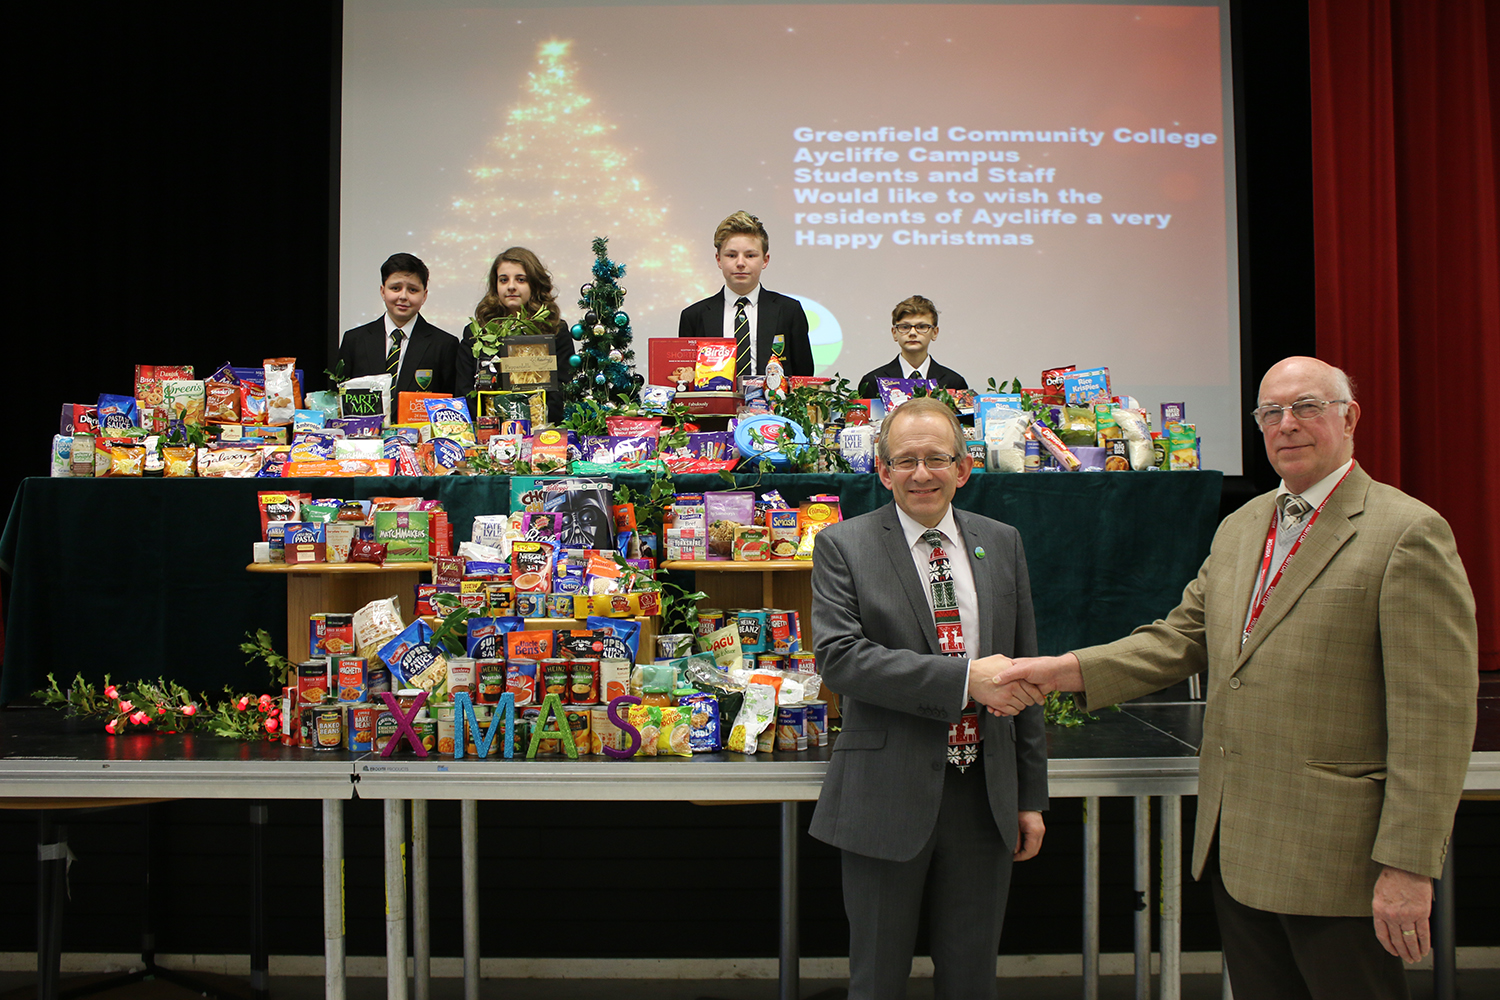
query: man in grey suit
809 397 1049 1000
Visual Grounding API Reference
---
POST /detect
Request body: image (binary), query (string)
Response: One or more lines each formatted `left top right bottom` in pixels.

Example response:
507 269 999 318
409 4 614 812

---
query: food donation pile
51 358 1203 478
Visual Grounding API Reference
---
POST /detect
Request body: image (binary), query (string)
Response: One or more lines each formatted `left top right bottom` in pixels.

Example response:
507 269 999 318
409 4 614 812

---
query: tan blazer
1075 464 1477 916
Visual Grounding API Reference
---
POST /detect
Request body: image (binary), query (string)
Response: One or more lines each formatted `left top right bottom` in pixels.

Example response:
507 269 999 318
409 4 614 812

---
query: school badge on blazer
415 369 433 390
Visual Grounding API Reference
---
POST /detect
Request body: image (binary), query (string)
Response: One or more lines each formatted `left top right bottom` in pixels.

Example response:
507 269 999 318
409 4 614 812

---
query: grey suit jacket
808 502 1048 861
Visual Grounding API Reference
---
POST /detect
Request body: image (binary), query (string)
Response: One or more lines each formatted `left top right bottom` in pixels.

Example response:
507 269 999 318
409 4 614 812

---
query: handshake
966 653 1086 716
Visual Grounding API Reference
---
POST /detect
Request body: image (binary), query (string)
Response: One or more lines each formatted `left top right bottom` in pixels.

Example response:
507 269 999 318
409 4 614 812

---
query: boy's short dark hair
891 294 939 326
713 211 770 254
380 253 429 288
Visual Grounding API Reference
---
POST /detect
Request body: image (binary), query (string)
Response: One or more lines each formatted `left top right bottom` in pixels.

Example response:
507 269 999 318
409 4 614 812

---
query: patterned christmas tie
733 296 752 385
386 329 404 377
1276 492 1312 531
923 528 980 771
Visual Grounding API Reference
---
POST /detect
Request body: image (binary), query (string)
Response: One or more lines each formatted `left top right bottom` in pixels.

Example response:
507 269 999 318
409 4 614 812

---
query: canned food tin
446 657 476 701
736 609 770 653
805 700 828 747
564 707 592 755
600 658 631 703
776 704 808 752
413 711 436 753
656 633 696 660
569 659 600 704
767 610 795 654
589 705 623 754
436 717 456 756
374 711 398 752
757 653 784 670
334 656 368 703
695 610 724 638
789 651 818 675
541 659 570 701
311 702 345 751
396 688 424 713
477 660 506 705
546 594 574 618
507 661 539 706
516 592 546 618
348 704 379 752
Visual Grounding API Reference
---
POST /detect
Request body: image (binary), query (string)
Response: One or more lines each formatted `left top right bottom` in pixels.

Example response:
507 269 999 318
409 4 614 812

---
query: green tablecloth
0 471 1222 702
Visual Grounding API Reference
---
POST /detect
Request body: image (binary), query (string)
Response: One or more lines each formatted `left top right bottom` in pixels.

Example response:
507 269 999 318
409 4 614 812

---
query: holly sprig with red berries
34 672 202 734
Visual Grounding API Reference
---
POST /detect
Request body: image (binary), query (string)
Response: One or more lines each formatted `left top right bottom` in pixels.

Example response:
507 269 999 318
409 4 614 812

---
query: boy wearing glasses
857 294 970 398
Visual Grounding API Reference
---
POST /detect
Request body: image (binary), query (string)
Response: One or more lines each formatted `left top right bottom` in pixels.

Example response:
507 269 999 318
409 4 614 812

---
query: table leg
1083 796 1100 1000
1159 796 1182 1000
1433 846 1455 1000
462 800 480 1000
412 800 430 1000
1134 796 1151 1000
36 812 65 1000
779 801 799 1000
250 803 269 1000
385 799 409 1000
323 799 346 1000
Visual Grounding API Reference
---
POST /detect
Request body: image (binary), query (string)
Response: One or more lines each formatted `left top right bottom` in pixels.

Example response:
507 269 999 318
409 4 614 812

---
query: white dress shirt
903 356 932 380
721 285 761 373
1245 457 1355 627
894 503 980 710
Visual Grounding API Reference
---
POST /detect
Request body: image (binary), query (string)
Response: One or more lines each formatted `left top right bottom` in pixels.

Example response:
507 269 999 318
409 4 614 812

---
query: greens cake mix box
374 510 431 563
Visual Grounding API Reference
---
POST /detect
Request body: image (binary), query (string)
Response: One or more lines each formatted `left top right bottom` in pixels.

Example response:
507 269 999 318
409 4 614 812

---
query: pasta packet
378 620 449 697
726 681 776 754
659 706 692 757
353 596 404 655
628 704 663 756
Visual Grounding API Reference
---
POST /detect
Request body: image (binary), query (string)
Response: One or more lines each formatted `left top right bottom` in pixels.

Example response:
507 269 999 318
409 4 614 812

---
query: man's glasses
885 454 959 471
893 323 935 334
1250 398 1348 429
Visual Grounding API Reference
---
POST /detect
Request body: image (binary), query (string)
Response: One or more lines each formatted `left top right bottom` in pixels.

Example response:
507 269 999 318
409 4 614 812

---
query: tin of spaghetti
334 656 368 702
348 704 379 752
569 659 600 704
311 702 345 751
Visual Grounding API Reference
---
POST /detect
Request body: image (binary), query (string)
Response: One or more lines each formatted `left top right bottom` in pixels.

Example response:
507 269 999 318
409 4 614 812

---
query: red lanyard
1241 468 1352 647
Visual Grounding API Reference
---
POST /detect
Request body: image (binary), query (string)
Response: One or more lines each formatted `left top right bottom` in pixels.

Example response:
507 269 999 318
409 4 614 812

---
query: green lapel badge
974 546 986 559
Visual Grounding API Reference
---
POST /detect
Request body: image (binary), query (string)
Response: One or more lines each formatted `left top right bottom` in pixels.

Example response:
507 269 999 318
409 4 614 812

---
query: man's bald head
1256 356 1360 493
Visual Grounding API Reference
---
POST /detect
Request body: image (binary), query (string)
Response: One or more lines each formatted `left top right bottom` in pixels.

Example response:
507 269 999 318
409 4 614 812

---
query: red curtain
1309 0 1500 671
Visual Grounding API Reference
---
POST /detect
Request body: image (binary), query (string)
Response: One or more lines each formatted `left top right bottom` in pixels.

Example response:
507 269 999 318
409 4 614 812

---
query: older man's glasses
1250 398 1348 429
885 454 959 471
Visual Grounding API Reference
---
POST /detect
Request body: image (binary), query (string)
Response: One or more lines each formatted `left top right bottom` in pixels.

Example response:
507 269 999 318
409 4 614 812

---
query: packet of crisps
424 397 475 444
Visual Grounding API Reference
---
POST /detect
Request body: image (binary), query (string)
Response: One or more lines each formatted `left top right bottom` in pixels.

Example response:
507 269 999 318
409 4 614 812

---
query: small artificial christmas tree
567 237 639 412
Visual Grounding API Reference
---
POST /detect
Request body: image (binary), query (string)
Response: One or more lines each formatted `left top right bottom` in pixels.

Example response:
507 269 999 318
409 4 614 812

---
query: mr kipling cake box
374 510 431 563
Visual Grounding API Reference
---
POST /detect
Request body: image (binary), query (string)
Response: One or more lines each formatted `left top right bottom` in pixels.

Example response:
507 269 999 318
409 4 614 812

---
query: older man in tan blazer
990 357 1477 1000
